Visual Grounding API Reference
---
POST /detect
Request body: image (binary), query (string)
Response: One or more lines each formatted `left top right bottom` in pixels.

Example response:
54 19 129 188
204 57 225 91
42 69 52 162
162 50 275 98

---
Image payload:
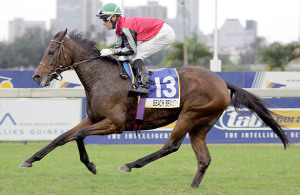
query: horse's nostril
32 74 41 82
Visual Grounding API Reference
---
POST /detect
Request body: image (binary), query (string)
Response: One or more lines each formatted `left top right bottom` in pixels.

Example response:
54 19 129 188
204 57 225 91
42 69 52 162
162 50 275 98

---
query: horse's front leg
19 118 93 168
74 118 124 174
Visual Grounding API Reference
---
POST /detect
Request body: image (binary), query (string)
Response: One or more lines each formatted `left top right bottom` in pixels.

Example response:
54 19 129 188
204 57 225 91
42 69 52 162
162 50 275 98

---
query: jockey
96 3 176 95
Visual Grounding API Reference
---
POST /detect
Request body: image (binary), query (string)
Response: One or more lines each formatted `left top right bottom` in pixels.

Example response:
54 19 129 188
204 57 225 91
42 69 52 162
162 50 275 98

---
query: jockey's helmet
96 3 122 22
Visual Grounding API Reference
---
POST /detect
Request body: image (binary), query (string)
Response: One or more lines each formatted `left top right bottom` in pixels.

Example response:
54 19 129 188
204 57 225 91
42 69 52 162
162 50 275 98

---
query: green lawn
0 142 299 195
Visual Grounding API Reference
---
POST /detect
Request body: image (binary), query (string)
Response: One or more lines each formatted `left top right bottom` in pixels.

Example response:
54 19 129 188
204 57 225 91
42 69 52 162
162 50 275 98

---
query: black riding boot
129 59 149 95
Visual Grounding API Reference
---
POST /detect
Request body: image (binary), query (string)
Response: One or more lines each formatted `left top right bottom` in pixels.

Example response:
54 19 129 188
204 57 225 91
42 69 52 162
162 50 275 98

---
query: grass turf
0 142 299 195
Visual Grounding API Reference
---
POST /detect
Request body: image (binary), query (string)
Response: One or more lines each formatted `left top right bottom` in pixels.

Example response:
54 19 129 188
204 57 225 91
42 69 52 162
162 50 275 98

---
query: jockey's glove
100 48 113 56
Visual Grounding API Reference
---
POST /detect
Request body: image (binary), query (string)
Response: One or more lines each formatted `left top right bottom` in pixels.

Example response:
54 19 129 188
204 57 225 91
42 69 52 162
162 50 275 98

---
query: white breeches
132 23 176 61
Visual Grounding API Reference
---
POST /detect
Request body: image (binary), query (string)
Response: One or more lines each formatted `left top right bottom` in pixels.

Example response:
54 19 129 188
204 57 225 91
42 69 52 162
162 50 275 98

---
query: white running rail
0 88 300 98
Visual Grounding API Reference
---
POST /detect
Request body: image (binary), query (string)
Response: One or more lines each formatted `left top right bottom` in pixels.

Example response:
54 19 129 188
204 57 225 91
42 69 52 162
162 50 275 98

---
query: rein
39 38 100 80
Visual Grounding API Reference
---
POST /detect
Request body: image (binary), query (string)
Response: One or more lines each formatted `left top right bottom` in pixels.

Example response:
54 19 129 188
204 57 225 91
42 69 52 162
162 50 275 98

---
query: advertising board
1 70 300 144
0 98 82 141
85 71 300 145
0 70 38 88
84 97 300 144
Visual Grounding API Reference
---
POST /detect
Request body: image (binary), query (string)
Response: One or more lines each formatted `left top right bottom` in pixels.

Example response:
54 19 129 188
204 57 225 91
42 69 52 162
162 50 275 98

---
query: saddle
116 60 129 80
116 60 154 79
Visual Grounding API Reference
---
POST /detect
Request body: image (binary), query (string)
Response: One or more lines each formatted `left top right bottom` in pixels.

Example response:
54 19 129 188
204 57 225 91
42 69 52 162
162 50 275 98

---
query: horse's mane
67 31 101 56
53 30 116 65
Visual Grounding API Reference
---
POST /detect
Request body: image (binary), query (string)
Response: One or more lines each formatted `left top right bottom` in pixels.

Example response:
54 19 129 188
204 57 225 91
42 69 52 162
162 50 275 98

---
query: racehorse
20 29 290 188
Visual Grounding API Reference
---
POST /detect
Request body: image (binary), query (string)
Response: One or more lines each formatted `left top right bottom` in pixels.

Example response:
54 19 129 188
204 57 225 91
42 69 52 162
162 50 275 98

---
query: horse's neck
74 58 118 93
66 40 119 93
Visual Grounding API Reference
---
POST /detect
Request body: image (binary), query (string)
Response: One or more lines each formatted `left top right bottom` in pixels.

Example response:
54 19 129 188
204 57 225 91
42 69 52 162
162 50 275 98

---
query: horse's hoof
191 182 200 188
87 162 97 175
118 164 131 172
19 162 32 168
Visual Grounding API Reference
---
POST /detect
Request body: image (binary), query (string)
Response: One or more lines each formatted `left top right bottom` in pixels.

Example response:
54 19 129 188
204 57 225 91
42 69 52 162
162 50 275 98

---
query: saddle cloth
123 62 180 108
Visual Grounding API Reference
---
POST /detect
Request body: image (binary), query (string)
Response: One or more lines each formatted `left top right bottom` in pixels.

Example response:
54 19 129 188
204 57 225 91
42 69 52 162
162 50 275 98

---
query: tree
0 43 14 69
258 42 300 71
162 42 184 68
146 49 167 67
219 54 233 65
240 37 266 65
162 36 212 68
0 27 52 69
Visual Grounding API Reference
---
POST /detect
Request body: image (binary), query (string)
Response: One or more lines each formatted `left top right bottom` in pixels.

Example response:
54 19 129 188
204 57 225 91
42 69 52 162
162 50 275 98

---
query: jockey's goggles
101 17 110 22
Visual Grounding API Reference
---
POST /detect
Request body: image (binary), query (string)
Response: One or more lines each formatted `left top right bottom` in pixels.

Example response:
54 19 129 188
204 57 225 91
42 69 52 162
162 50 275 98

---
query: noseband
39 37 100 81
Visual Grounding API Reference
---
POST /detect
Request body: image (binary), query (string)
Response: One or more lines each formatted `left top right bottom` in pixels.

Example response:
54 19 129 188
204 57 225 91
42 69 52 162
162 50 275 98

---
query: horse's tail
226 82 291 149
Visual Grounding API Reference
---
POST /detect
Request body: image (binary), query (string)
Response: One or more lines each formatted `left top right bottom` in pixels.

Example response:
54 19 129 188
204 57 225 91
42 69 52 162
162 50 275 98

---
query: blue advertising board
0 70 39 88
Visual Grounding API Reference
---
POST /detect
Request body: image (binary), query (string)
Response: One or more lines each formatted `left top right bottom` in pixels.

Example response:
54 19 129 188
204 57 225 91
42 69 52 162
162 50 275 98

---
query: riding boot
129 59 149 95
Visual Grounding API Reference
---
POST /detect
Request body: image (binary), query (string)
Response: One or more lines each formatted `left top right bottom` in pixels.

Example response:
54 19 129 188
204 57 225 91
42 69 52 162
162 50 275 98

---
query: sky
0 0 299 44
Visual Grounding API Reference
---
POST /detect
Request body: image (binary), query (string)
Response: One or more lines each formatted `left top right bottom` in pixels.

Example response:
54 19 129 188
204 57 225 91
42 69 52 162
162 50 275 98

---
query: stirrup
129 86 149 95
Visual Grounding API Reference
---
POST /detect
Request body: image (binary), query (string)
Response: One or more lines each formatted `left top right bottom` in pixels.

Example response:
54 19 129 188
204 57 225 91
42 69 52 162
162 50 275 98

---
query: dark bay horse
20 29 290 188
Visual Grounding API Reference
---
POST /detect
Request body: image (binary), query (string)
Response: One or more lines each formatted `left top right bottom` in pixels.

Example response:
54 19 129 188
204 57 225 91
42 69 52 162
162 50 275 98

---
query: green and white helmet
96 3 122 21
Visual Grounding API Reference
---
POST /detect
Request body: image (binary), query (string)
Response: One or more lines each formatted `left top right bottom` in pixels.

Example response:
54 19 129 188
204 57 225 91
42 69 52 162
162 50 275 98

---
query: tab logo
215 107 266 130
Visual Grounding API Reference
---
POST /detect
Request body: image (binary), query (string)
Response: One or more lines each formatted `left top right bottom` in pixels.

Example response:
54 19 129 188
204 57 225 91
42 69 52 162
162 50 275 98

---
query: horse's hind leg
119 112 206 172
189 117 220 188
119 135 186 172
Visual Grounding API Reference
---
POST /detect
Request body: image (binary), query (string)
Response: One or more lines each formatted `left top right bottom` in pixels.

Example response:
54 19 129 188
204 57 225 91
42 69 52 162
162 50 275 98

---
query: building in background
8 18 46 43
9 0 201 44
56 0 103 39
124 1 167 21
245 20 257 45
49 19 56 32
200 19 259 64
219 19 247 55
219 19 257 56
166 0 199 42
176 0 199 38
124 0 199 42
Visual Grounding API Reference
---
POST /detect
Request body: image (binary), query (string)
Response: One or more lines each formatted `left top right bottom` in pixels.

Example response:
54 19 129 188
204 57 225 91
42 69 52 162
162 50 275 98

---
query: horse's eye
48 50 54 55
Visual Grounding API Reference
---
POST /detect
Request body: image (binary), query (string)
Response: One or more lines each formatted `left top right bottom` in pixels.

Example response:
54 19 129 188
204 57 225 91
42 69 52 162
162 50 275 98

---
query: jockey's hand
100 48 113 56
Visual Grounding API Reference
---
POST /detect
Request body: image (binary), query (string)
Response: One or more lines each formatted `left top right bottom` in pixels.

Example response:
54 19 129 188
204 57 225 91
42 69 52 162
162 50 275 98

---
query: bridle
39 37 100 81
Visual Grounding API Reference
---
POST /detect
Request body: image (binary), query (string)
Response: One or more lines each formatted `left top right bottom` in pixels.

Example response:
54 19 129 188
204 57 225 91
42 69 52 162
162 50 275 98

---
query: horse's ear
57 29 68 41
62 28 68 39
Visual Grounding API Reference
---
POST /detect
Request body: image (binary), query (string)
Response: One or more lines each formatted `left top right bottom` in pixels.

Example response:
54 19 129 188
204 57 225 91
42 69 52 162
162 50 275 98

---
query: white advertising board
252 72 300 88
0 98 82 141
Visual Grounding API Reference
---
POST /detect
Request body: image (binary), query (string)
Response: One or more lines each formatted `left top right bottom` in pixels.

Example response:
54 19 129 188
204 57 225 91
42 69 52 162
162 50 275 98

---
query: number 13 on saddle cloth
146 68 180 108
123 62 180 108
